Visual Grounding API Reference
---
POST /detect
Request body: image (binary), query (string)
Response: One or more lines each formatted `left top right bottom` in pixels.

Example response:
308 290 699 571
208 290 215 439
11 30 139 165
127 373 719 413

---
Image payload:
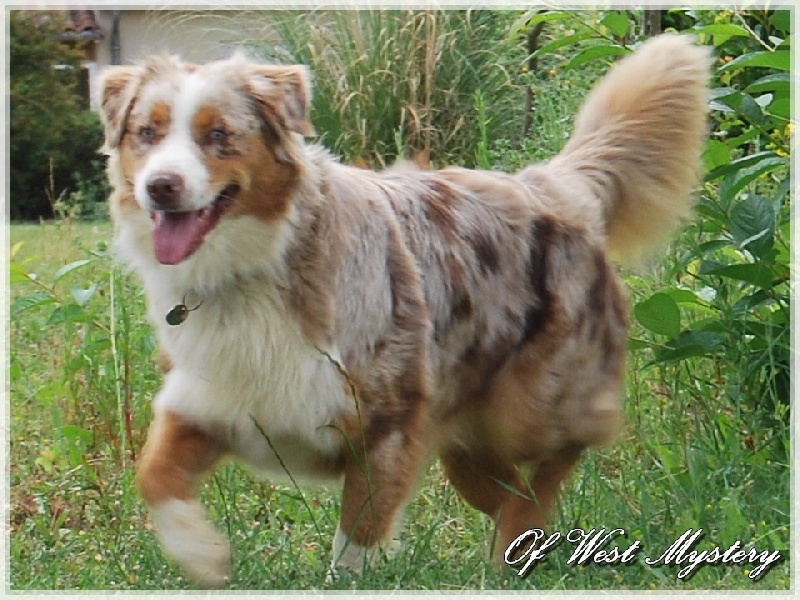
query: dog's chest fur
145 266 351 483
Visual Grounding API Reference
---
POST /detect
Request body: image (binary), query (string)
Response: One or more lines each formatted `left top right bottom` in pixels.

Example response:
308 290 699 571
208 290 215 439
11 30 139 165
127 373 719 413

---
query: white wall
93 10 281 66
88 10 284 110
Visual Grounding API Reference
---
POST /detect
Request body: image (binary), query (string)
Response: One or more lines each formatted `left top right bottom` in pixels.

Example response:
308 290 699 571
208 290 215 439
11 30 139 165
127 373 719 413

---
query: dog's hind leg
440 444 581 561
136 410 229 587
441 439 584 563
440 446 520 520
495 445 584 561
332 424 429 573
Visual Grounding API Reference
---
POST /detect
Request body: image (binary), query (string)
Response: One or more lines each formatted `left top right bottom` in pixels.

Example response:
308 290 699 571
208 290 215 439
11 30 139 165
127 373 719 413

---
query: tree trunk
644 9 662 37
523 18 547 138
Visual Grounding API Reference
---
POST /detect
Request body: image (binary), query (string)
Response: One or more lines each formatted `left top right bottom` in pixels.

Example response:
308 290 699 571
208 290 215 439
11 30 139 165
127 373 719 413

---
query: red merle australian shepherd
97 34 710 586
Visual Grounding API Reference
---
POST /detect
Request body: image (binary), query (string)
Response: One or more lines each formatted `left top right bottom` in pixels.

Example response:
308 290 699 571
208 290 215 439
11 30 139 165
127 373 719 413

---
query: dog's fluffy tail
518 35 711 265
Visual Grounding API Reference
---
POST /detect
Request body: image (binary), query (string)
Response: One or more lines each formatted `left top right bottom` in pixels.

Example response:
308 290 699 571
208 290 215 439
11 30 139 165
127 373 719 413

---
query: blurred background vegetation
9 11 109 220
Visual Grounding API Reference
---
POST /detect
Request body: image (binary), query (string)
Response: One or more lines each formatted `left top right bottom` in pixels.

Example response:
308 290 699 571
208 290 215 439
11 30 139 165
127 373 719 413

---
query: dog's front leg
136 410 229 587
332 429 424 573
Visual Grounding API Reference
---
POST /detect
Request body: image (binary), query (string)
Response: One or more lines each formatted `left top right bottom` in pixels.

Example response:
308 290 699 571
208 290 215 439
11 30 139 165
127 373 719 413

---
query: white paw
149 499 231 587
330 525 400 574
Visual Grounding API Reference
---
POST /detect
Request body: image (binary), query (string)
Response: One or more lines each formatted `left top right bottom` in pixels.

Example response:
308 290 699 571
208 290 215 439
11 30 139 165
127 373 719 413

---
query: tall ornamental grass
253 10 522 167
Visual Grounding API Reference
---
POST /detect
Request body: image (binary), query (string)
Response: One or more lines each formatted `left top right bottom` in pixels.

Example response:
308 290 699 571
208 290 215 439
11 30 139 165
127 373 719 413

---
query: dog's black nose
146 172 184 209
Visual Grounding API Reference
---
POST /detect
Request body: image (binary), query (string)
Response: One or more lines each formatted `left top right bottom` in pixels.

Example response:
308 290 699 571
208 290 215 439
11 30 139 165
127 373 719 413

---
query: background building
54 9 279 108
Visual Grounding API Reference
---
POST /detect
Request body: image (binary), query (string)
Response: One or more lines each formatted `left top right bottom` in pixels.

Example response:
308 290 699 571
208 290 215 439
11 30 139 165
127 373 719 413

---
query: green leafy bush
514 9 790 437
677 11 790 429
10 230 156 471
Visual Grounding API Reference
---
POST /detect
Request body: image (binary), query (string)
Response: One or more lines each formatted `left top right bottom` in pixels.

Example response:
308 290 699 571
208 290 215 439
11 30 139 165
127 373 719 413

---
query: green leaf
693 23 750 39
745 73 791 95
531 31 593 60
719 50 790 73
708 87 741 114
509 11 572 39
769 10 791 33
729 195 775 258
59 425 93 468
9 263 33 284
676 330 725 351
565 44 629 69
708 87 741 100
70 283 99 307
719 154 787 204
695 202 728 227
523 11 572 25
600 11 629 38
724 127 760 150
705 263 775 289
628 338 649 352
47 303 88 325
10 292 55 316
651 443 680 474
732 290 771 314
709 99 737 114
767 92 790 120
660 287 708 306
702 140 730 172
709 87 740 102
706 151 780 181
59 425 92 445
738 93 765 125
694 239 731 257
634 293 681 339
654 344 708 364
654 330 724 364
775 174 791 206
53 259 92 283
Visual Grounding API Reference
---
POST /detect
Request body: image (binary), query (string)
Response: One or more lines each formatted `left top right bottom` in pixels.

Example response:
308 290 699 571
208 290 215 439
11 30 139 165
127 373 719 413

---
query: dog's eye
208 128 227 143
139 127 155 143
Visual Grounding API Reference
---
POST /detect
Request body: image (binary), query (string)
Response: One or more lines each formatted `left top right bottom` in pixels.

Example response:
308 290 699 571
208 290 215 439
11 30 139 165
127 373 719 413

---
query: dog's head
97 53 314 266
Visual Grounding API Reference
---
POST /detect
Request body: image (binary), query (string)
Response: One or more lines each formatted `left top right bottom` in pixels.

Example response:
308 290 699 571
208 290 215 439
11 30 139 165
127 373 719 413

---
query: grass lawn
6 219 790 592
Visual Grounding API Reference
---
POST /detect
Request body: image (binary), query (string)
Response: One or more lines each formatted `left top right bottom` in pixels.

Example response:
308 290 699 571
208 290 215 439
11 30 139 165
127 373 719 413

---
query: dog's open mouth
151 184 240 265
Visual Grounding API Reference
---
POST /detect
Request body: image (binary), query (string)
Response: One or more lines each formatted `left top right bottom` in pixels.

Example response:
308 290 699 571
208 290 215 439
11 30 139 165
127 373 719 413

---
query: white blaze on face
133 72 215 214
130 71 244 266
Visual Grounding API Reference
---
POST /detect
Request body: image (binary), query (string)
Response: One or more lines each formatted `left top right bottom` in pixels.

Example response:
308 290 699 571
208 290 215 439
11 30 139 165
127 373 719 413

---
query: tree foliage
9 11 106 220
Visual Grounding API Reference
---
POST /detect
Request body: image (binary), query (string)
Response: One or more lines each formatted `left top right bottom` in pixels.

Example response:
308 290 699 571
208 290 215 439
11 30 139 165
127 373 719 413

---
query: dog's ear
245 65 315 138
96 65 143 152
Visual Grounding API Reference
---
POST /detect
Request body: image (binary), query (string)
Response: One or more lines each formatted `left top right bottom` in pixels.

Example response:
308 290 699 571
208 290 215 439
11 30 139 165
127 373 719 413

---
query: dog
97 34 709 586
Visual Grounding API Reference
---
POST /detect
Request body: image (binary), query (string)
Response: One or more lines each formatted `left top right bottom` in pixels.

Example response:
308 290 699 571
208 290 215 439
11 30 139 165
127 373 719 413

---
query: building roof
54 10 103 42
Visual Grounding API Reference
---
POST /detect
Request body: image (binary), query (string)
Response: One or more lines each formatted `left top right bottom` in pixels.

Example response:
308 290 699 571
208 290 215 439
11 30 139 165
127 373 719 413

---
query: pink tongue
152 210 213 265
